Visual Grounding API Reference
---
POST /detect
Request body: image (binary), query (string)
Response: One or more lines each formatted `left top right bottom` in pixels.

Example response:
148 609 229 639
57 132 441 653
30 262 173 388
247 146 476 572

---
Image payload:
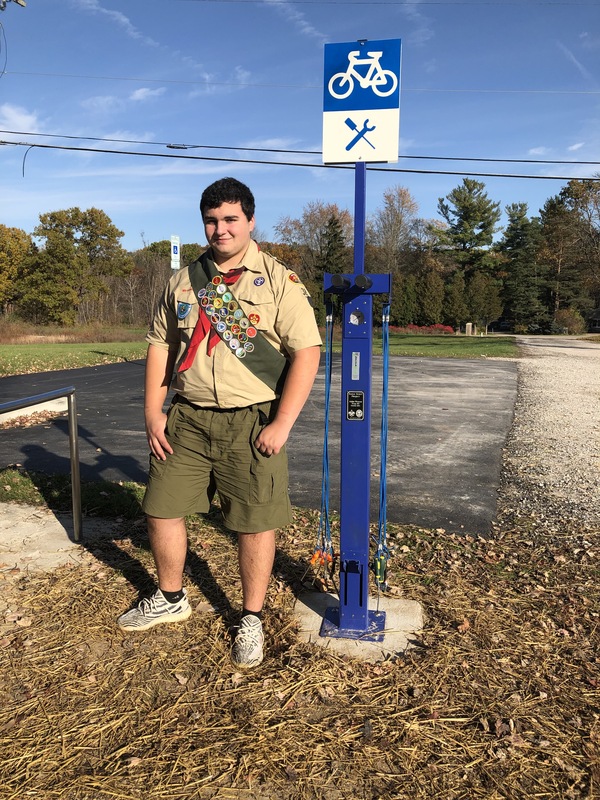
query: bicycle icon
328 50 398 100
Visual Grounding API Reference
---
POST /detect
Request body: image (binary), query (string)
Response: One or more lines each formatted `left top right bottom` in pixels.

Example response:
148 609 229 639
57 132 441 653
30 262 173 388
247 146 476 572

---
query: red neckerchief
178 266 246 372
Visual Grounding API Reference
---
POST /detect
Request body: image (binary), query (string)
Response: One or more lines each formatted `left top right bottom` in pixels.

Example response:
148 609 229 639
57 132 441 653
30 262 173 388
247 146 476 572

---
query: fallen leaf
456 618 470 633
175 673 188 686
231 672 244 687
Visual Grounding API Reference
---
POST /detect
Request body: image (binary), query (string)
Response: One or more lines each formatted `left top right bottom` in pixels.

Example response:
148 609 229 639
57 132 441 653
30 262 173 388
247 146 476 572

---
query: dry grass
0 320 145 345
1 501 599 800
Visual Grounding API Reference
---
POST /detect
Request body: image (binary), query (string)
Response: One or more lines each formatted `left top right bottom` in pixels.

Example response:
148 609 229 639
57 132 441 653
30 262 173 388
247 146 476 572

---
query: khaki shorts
142 398 292 532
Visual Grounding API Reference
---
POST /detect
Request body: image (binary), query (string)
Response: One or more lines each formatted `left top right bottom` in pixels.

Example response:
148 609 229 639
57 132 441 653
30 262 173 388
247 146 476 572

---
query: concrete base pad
293 591 424 662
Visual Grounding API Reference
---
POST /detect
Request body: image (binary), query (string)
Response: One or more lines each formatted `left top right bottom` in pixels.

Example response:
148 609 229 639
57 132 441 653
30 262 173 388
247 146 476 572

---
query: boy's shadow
15 444 313 628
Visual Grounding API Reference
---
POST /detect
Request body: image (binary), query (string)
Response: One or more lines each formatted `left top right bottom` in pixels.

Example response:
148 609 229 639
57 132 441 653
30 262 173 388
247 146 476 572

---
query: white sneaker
231 614 264 668
117 589 191 632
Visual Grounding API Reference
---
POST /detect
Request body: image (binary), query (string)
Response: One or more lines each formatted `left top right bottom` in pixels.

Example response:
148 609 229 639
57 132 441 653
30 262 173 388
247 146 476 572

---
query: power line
176 0 600 5
1 129 599 167
2 138 599 182
5 69 600 95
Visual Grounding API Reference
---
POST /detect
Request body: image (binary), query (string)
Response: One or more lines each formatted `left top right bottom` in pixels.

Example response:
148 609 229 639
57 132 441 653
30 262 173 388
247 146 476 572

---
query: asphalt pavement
0 354 517 534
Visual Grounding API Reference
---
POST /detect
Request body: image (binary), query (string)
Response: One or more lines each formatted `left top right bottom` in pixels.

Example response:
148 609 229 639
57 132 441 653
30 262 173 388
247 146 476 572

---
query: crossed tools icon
344 117 376 151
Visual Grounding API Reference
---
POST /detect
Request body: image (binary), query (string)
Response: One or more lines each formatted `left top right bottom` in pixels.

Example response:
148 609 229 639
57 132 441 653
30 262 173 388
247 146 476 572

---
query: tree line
1 177 599 334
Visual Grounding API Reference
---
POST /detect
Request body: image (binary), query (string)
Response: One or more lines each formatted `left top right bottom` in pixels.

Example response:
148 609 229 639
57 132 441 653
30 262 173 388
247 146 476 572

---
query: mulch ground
1 498 599 799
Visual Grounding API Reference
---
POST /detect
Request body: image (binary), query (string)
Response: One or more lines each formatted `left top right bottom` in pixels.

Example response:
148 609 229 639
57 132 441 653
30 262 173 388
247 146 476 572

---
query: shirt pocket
175 298 199 346
237 296 276 333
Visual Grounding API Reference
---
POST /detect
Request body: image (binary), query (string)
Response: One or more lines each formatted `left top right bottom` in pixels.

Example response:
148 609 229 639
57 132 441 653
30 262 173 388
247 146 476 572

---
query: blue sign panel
323 39 401 113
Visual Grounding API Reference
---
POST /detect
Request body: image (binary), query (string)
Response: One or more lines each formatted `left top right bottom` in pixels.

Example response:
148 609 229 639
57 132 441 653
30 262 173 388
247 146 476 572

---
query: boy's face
203 201 255 268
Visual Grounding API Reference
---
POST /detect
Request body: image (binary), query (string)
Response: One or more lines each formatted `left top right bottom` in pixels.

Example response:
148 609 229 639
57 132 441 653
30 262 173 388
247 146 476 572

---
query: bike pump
321 162 391 640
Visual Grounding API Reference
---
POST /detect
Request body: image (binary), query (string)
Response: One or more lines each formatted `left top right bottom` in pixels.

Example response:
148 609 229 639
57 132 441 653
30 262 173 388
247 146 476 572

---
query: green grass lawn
383 333 517 358
0 334 517 376
0 341 148 376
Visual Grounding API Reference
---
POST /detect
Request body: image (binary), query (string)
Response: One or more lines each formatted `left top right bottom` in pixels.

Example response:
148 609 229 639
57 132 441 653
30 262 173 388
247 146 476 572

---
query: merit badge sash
183 252 289 395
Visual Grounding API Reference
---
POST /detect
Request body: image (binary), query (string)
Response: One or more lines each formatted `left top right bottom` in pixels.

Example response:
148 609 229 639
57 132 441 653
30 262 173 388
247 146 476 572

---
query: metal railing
0 387 82 542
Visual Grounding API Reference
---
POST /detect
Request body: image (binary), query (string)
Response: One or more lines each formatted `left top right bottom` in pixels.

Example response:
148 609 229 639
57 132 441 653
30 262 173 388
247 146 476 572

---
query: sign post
170 235 181 271
321 39 401 639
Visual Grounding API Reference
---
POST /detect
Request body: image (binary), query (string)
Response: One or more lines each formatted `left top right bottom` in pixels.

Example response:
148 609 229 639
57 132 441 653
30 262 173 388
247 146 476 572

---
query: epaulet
262 249 286 269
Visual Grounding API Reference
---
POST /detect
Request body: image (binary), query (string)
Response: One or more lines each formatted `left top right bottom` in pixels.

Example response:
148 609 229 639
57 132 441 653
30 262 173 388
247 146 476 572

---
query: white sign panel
170 235 180 270
323 39 401 164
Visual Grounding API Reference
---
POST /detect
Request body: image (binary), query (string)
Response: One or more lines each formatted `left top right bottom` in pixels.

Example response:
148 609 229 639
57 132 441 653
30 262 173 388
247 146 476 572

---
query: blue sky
0 0 599 252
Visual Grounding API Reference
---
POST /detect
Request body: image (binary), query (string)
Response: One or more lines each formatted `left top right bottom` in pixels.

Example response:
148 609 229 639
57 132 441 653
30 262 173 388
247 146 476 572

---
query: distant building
588 309 600 333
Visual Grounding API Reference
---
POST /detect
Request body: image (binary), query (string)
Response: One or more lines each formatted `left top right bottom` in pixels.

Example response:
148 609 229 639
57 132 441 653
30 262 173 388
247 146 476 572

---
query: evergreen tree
466 271 504 334
275 201 352 281
315 215 348 279
436 179 502 275
444 269 468 331
538 195 588 318
417 270 445 325
391 274 418 327
498 203 547 332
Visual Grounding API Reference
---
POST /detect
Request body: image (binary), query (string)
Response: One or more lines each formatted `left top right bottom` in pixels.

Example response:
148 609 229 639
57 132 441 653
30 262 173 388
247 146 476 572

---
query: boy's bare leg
147 516 188 592
237 529 276 613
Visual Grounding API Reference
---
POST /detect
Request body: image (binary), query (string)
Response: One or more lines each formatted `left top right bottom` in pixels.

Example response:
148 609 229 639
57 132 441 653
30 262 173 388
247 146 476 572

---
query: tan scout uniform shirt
147 240 322 408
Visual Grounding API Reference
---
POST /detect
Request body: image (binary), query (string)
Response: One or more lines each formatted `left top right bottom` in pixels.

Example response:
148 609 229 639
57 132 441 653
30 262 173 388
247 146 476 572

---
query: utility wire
2 138 599 182
0 22 7 80
5 70 600 96
1 129 599 167
176 1 600 5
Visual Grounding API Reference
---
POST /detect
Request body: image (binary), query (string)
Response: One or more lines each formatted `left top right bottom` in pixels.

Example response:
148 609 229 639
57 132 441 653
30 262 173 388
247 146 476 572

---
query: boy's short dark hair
200 177 255 221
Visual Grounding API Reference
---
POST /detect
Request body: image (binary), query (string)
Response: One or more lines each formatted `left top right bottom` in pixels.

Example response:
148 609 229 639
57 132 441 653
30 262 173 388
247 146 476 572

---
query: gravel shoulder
496 335 600 533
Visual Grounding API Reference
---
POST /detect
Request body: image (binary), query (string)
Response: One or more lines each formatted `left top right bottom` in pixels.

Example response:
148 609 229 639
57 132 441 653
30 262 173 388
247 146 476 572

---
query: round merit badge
212 275 222 286
246 326 257 338
236 348 246 359
254 276 265 286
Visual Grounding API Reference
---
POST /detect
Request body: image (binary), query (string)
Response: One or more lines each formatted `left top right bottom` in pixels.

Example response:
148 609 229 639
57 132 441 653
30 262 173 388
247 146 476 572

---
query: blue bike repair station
314 38 402 642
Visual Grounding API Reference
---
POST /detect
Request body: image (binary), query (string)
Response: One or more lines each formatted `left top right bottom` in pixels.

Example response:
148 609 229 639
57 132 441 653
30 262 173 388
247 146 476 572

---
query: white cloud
579 32 600 50
243 137 299 149
80 95 123 114
568 142 585 152
261 0 327 45
528 147 551 156
0 103 43 134
129 88 166 102
556 41 595 84
400 0 435 46
69 0 160 47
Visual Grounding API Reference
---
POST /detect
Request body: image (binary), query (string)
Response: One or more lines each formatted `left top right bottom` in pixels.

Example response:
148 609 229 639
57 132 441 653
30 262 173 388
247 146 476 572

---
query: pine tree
498 203 548 333
436 179 502 275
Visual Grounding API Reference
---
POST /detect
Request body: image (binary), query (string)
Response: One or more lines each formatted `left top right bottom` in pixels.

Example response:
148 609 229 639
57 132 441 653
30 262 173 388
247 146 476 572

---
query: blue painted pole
338 161 371 632
321 169 391 640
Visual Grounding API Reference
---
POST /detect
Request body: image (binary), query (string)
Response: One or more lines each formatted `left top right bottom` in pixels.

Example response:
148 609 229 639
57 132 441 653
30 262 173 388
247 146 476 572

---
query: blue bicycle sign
328 50 398 100
322 39 401 165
